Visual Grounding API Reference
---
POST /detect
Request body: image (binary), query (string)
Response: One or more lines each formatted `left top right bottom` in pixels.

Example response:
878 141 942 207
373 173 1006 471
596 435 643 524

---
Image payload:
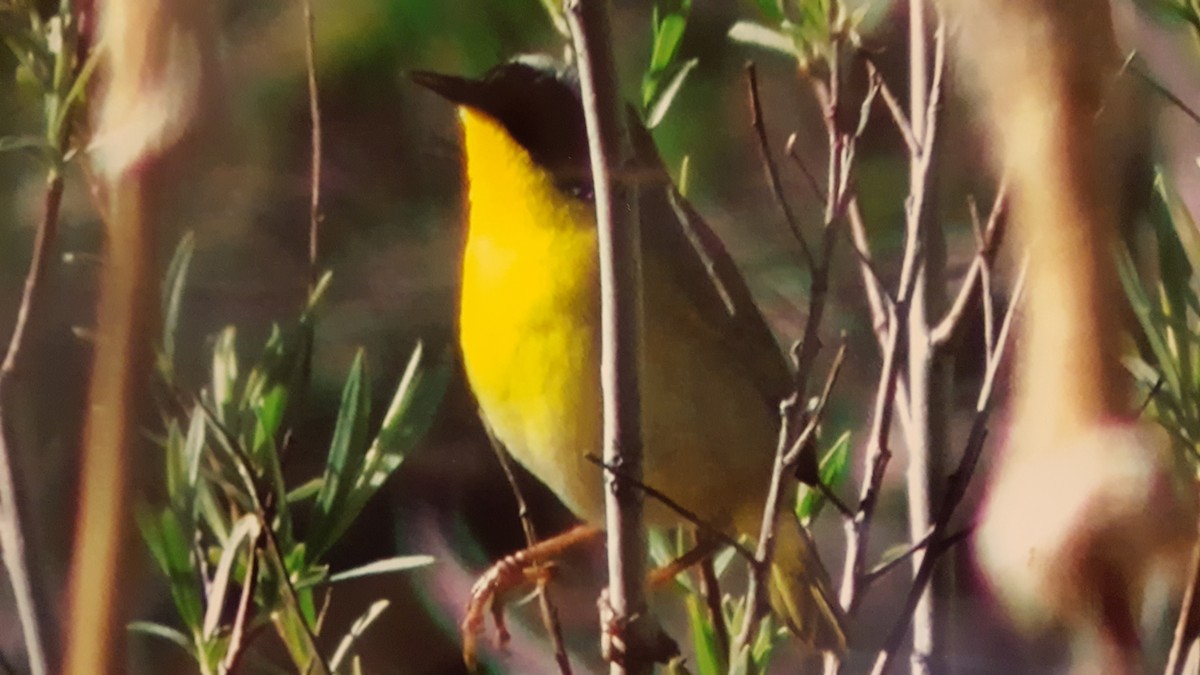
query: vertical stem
903 2 947 673
564 2 649 674
0 172 62 675
65 176 154 675
301 0 322 282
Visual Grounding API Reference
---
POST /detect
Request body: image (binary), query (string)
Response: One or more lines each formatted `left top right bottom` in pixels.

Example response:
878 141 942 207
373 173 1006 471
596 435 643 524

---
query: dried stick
746 62 816 269
698 556 730 659
1167 536 1200 675
899 8 949 670
488 431 573 675
0 173 62 675
564 2 653 672
930 184 1008 347
870 259 1027 675
301 0 322 279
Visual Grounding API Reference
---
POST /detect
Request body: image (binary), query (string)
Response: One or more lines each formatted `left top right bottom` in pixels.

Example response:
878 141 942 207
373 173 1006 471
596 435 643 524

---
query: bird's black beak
409 70 484 109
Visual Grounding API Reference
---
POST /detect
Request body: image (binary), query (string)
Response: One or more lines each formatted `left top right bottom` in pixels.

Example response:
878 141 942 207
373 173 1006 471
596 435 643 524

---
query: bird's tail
768 515 847 654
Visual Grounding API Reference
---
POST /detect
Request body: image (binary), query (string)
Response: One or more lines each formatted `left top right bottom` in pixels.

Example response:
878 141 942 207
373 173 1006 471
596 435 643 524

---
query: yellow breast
457 108 606 520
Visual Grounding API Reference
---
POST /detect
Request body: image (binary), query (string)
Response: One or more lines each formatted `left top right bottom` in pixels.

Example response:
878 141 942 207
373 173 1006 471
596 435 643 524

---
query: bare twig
898 8 950 671
866 60 918 155
489 429 573 675
930 184 1008 347
301 0 322 279
785 133 827 206
584 454 756 564
870 260 1026 675
746 62 816 269
733 396 801 654
221 533 262 673
783 340 848 466
698 556 730 659
565 1 656 672
860 529 935 589
0 172 62 675
1167 536 1200 675
837 302 908 613
869 528 973 675
1130 65 1200 127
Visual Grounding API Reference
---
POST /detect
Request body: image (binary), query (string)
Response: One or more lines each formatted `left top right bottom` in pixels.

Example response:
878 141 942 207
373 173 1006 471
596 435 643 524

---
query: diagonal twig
488 428 573 675
746 62 817 270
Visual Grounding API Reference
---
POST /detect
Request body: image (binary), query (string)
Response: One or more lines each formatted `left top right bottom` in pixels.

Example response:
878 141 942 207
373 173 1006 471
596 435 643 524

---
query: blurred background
1 0 1200 672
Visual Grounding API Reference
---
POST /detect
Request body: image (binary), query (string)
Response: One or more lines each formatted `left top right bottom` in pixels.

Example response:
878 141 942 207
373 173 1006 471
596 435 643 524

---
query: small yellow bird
413 55 845 654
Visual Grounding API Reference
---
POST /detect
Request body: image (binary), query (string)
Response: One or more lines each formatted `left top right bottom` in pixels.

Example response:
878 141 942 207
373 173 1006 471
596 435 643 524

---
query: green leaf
0 134 50 155
755 0 787 22
685 594 724 675
321 342 450 554
137 506 205 631
203 513 261 641
128 621 194 656
160 231 195 376
286 477 323 504
211 327 239 424
727 21 796 57
1118 246 1184 401
309 349 373 558
795 430 851 523
650 5 690 74
183 406 206 494
645 58 699 129
328 599 390 672
328 555 435 583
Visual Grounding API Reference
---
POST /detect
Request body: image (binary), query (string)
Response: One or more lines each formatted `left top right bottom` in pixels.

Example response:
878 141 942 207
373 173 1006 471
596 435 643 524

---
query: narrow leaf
728 21 795 57
328 555 435 584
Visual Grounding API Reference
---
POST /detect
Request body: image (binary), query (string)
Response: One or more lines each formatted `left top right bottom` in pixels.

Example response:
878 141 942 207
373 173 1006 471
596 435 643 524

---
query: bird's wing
629 121 793 406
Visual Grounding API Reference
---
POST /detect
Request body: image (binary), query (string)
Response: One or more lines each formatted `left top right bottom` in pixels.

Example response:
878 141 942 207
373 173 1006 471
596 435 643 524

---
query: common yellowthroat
413 56 845 654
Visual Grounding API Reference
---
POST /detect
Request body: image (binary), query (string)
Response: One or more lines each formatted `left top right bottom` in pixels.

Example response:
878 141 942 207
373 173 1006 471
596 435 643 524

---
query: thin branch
301 0 323 280
870 260 1026 674
785 132 827 206
733 396 800 653
1166 536 1200 675
930 184 1008 347
565 1 656 672
1130 65 1200 127
0 172 61 675
221 532 262 673
860 529 935 589
845 195 893 339
733 209 845 655
868 528 974 675
746 62 816 269
1139 377 1165 416
584 455 756 564
837 302 908 613
489 429 572 675
698 556 730 660
866 60 918 155
783 340 848 466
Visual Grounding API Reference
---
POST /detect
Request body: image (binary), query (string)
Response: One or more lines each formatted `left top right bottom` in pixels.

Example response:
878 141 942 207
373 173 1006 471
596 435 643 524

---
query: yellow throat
457 107 606 520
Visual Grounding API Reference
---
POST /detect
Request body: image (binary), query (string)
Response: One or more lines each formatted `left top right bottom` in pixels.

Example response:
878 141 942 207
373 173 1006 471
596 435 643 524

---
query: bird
411 55 846 657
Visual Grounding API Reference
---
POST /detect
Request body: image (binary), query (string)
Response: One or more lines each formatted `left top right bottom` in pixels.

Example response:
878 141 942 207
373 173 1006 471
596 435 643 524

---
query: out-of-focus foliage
1120 172 1200 466
134 236 449 672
